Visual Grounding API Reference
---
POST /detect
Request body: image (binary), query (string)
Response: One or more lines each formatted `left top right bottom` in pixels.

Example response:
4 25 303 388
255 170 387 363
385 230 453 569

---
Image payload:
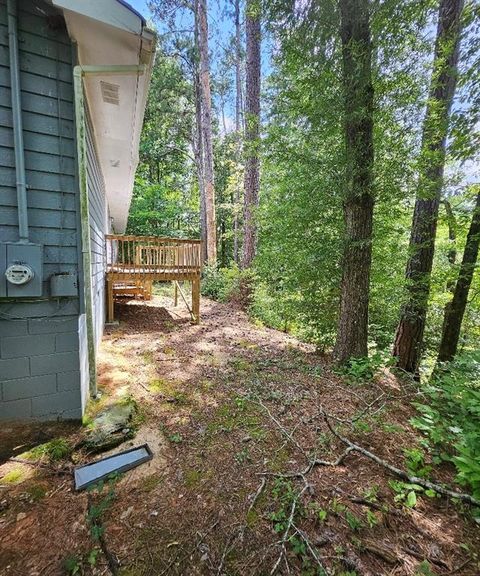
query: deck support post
173 281 178 307
107 277 115 323
144 280 152 300
192 277 200 324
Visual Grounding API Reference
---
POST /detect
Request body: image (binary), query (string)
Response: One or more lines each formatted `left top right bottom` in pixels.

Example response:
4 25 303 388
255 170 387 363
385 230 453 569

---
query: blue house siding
0 0 83 420
86 112 108 347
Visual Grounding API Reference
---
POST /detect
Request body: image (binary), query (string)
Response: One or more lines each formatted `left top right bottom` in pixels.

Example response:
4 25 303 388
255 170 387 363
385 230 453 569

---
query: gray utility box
0 243 43 298
50 272 78 297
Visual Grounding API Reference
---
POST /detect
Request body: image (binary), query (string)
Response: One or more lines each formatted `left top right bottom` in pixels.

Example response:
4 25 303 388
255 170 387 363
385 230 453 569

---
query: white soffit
58 5 154 232
52 0 143 35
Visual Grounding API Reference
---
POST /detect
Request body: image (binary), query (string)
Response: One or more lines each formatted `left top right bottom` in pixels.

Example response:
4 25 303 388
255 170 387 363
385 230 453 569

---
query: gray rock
85 402 137 452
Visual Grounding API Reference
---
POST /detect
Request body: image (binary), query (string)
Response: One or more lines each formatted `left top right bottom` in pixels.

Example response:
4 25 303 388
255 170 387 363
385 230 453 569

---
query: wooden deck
106 235 202 323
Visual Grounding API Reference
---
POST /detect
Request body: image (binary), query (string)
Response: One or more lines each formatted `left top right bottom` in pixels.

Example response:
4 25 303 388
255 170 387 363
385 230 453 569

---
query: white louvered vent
100 81 120 105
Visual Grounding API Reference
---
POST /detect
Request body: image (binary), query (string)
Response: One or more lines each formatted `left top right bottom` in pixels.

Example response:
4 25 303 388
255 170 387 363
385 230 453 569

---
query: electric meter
5 264 34 285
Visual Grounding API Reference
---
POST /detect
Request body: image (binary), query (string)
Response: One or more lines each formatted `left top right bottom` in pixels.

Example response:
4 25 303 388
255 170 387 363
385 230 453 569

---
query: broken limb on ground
0 295 479 575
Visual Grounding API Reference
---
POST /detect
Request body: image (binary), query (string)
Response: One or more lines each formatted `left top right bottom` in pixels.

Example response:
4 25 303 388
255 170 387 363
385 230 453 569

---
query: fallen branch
291 523 328 574
362 540 398 565
402 546 449 569
254 399 309 459
259 448 353 482
270 485 309 575
247 476 267 516
87 494 119 576
321 409 480 507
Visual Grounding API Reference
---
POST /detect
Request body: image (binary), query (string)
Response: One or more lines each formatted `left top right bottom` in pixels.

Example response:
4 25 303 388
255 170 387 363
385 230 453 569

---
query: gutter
73 64 145 399
7 0 28 243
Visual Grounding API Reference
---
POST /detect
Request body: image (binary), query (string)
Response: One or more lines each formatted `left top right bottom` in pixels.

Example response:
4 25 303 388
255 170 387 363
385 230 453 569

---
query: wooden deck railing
105 234 202 324
106 234 202 276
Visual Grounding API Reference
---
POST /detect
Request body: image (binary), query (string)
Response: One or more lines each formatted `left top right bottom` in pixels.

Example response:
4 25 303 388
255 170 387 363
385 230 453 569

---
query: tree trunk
193 72 207 262
193 1 207 263
241 0 261 269
333 0 374 363
392 0 464 376
443 199 457 269
197 0 217 264
233 0 243 264
437 188 480 363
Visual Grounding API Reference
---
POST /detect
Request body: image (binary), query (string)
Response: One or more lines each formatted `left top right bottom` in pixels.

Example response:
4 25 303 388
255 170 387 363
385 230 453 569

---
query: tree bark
393 0 464 376
233 0 243 264
437 188 480 363
443 199 457 269
192 45 208 262
241 0 261 269
333 0 374 363
197 0 217 264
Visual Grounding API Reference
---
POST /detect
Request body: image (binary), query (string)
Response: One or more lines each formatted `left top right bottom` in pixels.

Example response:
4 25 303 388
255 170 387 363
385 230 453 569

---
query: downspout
73 64 145 399
7 0 28 243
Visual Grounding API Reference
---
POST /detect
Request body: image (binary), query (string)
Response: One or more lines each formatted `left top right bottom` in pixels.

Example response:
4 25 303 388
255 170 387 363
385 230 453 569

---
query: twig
442 558 471 575
217 529 240 575
159 520 219 576
292 523 329 574
362 540 398 564
270 485 309 575
87 494 119 576
321 408 480 506
254 399 309 458
248 477 267 515
259 447 353 482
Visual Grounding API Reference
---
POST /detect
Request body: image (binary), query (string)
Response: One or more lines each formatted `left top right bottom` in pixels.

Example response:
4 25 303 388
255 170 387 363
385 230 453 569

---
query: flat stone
85 402 136 452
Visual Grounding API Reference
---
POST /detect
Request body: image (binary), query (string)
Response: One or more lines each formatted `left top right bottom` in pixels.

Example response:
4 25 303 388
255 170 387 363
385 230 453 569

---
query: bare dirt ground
0 293 479 576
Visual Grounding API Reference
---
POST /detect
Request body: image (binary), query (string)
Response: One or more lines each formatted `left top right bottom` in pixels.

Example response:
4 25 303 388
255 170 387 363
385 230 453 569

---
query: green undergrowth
149 378 189 405
206 396 265 440
19 437 71 462
201 264 255 308
411 353 480 502
1 467 24 484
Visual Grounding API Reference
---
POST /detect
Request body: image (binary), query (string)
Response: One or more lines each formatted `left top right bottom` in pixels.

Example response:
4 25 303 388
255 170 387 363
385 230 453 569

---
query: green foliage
415 560 435 576
344 510 363 531
63 554 81 575
87 474 119 542
1 467 24 484
411 353 480 499
201 264 255 307
63 476 119 575
389 480 436 507
403 447 432 478
269 478 326 573
365 509 378 528
127 43 199 238
270 478 298 531
336 352 391 382
317 508 328 522
168 432 183 444
20 437 71 462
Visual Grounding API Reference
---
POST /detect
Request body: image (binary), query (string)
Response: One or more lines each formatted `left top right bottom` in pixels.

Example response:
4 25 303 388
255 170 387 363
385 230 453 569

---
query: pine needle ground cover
0 296 479 575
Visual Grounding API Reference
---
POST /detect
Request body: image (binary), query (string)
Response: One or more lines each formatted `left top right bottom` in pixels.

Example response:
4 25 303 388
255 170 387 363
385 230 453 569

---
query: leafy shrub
410 352 480 499
201 264 256 308
336 352 391 382
249 281 294 332
201 265 226 300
